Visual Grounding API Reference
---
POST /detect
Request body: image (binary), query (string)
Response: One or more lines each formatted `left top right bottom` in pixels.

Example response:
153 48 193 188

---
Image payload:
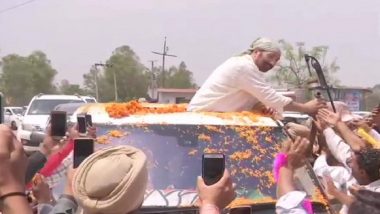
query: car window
11 108 23 115
52 123 329 212
94 124 288 206
85 98 96 103
27 99 84 115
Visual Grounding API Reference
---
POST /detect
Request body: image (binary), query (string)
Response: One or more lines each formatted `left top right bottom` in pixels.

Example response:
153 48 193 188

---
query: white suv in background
81 96 97 103
4 107 24 130
19 94 85 152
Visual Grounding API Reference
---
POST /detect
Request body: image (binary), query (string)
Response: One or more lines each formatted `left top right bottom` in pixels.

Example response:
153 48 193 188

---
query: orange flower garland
105 101 187 118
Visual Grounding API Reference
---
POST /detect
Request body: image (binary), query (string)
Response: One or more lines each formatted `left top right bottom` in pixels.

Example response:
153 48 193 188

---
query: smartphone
50 111 67 137
202 153 225 186
229 206 252 214
77 115 86 135
73 138 94 168
85 114 93 127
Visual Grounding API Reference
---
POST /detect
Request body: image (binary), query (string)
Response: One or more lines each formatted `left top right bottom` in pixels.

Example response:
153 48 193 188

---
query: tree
58 79 85 95
82 46 150 102
83 66 113 102
165 62 197 88
104 46 150 102
0 51 57 105
267 40 340 88
154 62 197 89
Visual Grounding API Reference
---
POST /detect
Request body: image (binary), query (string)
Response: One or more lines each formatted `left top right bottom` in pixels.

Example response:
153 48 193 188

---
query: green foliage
155 61 197 89
0 51 57 105
268 40 340 88
83 46 150 102
58 79 85 95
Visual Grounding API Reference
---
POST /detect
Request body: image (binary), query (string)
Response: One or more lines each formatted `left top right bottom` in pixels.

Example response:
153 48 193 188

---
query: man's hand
197 170 236 209
0 125 28 195
286 137 310 170
314 115 329 132
32 178 52 204
87 126 97 139
64 167 77 196
351 119 372 132
68 124 80 139
323 175 339 197
40 126 69 158
324 175 354 206
371 107 380 127
303 99 327 115
318 109 341 126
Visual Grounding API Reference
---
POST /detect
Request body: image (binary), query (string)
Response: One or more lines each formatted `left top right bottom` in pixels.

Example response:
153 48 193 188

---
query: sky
1 0 380 88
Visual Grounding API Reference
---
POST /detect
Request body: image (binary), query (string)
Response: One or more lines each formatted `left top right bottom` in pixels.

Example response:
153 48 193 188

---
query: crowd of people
277 103 380 214
0 37 379 214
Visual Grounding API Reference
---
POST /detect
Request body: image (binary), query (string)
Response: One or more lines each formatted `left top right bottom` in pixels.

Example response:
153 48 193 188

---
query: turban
73 145 148 214
242 37 281 55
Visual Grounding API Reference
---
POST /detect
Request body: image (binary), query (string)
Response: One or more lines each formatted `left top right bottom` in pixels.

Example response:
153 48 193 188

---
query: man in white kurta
188 37 325 115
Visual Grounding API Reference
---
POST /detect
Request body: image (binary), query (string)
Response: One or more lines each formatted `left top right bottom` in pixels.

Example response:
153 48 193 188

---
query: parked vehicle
4 107 24 130
27 102 89 151
19 94 85 152
81 96 97 103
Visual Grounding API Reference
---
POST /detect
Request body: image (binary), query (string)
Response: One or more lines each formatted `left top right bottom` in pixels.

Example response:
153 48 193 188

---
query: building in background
148 88 198 104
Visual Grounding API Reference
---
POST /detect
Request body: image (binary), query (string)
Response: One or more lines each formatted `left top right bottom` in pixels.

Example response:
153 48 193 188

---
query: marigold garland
105 101 187 118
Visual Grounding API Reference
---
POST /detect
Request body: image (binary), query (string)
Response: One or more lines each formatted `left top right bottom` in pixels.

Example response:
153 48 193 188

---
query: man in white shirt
188 37 325 115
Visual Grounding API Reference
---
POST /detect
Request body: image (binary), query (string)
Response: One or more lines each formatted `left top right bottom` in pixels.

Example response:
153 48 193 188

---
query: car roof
32 94 83 100
81 96 95 99
72 103 279 127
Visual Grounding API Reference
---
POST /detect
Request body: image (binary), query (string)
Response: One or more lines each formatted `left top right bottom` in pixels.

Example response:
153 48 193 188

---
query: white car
4 107 24 130
19 94 85 152
81 96 97 103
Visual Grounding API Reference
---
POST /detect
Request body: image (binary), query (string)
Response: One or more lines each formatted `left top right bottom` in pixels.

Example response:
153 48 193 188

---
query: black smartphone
77 115 87 135
229 206 252 214
202 153 225 186
85 114 93 127
50 111 67 137
73 138 94 168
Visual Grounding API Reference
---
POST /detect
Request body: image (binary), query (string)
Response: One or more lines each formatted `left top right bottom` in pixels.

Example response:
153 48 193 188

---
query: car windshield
11 108 23 115
27 99 84 115
92 124 324 208
51 123 329 212
85 98 96 103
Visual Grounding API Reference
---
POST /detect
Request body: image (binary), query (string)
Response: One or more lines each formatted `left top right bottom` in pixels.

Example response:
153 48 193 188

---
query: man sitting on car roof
188 37 326 115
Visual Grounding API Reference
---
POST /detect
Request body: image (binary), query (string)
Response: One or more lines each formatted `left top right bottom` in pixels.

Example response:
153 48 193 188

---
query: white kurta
188 55 292 113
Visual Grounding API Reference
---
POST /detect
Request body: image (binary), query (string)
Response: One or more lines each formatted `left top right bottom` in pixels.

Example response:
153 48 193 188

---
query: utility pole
148 60 157 99
94 63 113 101
152 37 177 88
